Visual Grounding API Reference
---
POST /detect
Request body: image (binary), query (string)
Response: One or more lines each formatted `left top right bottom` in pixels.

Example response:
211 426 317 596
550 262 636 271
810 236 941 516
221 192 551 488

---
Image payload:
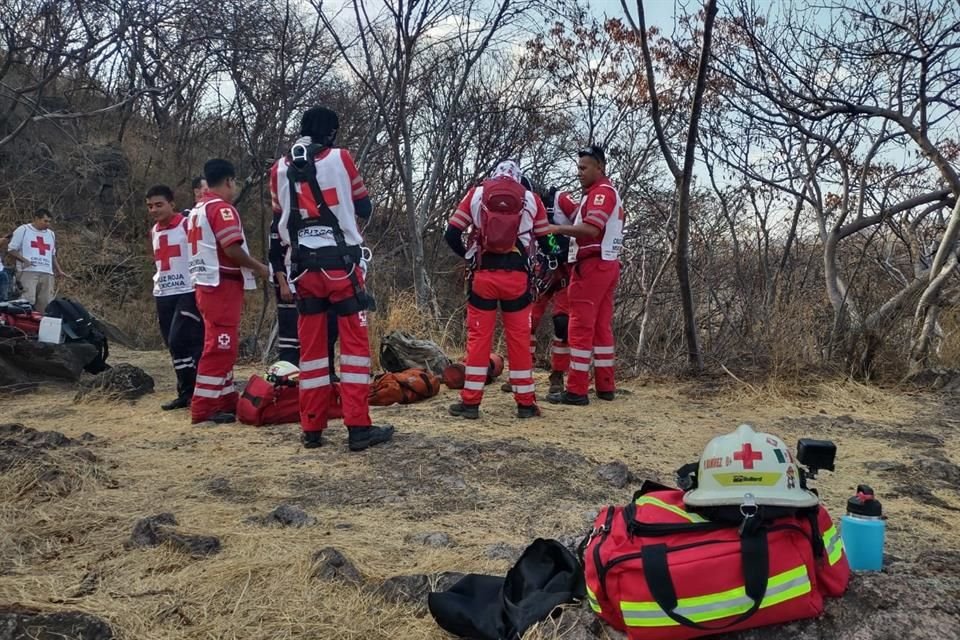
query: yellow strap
620 564 811 627
822 524 844 566
634 496 707 523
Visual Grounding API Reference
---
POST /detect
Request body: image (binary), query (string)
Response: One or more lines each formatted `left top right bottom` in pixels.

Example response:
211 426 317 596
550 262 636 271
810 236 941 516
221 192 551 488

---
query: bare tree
621 0 719 372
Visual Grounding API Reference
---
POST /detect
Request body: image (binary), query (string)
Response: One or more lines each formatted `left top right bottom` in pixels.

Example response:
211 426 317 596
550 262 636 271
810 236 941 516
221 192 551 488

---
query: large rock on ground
0 339 96 382
0 606 113 640
125 513 220 557
311 548 363 586
75 364 154 401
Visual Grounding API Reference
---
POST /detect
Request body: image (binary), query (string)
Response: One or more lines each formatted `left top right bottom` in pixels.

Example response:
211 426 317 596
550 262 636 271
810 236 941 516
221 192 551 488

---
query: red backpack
479 177 527 253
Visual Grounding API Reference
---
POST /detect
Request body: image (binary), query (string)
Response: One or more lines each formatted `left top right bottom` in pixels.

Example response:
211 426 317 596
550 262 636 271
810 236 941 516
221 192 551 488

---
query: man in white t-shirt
8 209 68 311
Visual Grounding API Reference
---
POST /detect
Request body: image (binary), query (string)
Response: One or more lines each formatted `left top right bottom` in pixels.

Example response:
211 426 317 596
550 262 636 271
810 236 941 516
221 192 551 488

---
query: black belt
476 252 527 271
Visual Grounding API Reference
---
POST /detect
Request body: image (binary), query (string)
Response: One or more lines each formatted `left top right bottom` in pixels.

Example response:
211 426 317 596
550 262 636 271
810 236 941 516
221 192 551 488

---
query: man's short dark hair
300 107 339 145
578 144 606 165
203 159 236 188
146 185 175 202
34 208 51 220
191 176 205 190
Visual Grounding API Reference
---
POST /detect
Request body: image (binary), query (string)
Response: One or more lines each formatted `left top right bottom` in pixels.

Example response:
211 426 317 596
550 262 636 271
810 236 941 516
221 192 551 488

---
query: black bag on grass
44 297 110 374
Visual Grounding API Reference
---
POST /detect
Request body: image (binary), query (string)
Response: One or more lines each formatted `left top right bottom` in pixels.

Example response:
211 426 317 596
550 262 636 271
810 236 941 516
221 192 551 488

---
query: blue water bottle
840 485 885 571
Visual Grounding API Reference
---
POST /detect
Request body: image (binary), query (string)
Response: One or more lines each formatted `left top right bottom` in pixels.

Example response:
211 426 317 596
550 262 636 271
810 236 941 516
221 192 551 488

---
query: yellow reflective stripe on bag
634 496 708 523
586 585 602 613
822 524 844 566
619 564 811 627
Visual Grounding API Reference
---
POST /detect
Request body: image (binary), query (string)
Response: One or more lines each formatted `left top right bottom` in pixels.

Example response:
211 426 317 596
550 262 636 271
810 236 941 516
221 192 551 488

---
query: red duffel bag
237 375 343 426
583 487 849 640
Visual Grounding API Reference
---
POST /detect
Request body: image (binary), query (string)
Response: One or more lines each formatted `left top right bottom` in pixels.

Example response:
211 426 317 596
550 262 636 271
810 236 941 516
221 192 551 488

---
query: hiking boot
193 412 236 425
597 390 616 401
302 430 324 449
517 404 541 419
348 425 395 452
161 394 191 411
501 381 513 393
546 391 589 406
548 371 564 395
448 402 480 419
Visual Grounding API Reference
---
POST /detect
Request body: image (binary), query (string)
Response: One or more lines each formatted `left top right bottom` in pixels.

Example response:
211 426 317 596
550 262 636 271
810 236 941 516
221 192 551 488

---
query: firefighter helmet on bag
266 360 300 385
684 423 819 509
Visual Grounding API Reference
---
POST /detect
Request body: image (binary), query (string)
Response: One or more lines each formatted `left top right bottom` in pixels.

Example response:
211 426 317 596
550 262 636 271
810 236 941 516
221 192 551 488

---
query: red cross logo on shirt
187 222 203 255
154 234 182 270
733 443 764 470
31 236 51 256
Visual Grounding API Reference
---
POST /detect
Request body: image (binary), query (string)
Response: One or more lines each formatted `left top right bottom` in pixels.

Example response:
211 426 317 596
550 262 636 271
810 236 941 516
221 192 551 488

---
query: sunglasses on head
578 146 605 163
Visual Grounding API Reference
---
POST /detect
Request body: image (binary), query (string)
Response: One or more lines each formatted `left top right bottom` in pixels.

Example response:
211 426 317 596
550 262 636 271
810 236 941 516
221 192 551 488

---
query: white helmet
266 360 300 384
683 424 819 509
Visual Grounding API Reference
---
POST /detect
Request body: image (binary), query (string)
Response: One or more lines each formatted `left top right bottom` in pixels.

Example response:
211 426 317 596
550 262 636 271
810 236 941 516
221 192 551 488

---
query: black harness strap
297 296 330 315
286 145 374 313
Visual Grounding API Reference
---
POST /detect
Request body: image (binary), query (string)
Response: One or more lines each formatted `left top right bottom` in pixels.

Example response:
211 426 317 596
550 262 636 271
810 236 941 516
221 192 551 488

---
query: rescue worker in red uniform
146 184 204 410
502 182 579 395
273 106 394 451
546 145 624 406
445 161 550 419
187 159 270 424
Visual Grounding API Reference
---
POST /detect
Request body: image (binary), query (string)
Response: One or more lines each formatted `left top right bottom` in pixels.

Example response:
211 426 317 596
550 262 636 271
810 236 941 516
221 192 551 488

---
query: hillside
2 348 959 639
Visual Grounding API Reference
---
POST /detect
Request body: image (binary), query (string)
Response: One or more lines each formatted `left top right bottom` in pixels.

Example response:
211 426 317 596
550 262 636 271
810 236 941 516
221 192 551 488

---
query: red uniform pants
530 280 570 372
192 278 243 422
463 269 535 406
566 257 620 395
296 269 372 432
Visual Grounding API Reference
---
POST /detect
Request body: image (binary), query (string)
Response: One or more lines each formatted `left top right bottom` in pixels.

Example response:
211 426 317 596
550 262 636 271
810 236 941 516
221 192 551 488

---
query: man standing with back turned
187 159 270 424
273 106 394 452
546 145 624 406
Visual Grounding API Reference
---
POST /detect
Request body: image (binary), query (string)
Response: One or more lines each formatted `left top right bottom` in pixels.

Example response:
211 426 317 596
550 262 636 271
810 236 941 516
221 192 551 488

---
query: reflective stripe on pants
191 280 242 422
463 270 535 406
296 269 372 431
566 258 619 395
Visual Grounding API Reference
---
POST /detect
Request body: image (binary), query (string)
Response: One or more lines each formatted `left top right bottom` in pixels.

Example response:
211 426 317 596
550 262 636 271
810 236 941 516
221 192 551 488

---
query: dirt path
2 348 959 639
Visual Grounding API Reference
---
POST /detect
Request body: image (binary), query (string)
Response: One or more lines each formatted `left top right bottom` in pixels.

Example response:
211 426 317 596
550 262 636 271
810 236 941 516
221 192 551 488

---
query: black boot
548 371 564 395
517 404 541 419
161 394 192 411
596 390 615 401
348 425 395 452
302 430 324 449
546 390 589 406
448 402 480 419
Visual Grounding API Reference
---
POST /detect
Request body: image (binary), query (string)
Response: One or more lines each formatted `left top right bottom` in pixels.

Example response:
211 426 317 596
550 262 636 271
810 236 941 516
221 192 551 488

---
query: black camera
797 438 836 479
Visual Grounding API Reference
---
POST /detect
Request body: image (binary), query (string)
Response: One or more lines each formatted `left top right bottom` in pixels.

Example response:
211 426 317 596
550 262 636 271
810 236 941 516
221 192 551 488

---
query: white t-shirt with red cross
151 213 194 297
187 195 256 290
272 144 368 251
10 223 56 275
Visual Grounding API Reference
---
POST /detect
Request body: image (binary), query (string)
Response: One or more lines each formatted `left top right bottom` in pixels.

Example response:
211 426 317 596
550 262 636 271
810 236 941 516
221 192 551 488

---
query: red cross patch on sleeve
593 194 606 205
220 208 235 221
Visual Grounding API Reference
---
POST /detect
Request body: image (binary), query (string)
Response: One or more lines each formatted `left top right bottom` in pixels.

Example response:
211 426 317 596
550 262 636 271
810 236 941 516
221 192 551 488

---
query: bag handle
641 529 769 631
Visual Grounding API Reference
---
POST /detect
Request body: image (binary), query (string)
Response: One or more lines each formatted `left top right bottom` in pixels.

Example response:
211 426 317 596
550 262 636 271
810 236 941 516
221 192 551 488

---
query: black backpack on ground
44 297 110 374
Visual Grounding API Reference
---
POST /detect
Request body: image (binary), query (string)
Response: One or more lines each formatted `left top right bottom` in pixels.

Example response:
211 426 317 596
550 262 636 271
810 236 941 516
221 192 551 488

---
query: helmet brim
683 487 819 509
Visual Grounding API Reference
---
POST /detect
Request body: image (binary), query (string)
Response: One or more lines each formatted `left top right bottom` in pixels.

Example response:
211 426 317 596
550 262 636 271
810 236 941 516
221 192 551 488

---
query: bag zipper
590 506 616 602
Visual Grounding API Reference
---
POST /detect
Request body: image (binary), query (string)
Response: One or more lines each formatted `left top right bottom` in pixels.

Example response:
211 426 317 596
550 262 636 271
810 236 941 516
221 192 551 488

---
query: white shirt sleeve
50 230 57 257
9 224 25 253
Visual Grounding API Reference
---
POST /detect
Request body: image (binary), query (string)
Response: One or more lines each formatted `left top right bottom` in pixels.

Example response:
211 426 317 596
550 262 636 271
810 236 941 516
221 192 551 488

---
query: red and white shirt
569 177 624 262
151 213 193 297
271 143 368 251
449 185 549 259
10 223 56 274
550 191 579 226
187 194 255 289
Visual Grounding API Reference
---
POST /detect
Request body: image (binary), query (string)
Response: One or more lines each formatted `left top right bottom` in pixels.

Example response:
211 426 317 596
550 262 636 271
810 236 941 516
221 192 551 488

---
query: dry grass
1 347 958 639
